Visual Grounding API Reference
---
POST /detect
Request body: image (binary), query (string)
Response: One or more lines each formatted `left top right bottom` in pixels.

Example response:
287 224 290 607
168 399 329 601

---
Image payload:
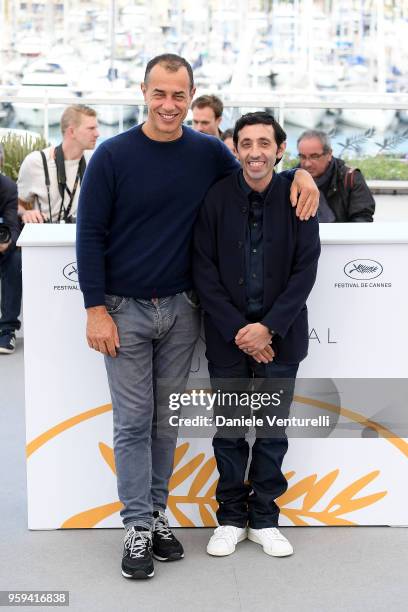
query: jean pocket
181 290 201 310
104 294 129 314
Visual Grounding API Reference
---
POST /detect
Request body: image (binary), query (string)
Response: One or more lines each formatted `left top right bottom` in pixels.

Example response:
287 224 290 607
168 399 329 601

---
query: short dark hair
233 112 286 148
221 128 234 142
191 94 223 119
144 54 194 91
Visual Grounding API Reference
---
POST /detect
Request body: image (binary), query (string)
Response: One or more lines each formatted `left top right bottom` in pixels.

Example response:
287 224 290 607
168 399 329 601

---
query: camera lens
0 223 11 244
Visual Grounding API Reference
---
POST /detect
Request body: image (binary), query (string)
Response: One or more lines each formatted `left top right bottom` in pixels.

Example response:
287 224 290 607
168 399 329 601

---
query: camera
64 215 76 224
0 217 11 244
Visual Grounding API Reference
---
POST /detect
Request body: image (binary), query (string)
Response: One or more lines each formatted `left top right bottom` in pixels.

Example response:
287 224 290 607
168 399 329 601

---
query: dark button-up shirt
238 171 273 321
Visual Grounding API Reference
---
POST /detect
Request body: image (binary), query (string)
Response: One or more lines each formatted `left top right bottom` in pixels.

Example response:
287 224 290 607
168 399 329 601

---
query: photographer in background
297 129 375 222
17 105 99 224
0 144 21 354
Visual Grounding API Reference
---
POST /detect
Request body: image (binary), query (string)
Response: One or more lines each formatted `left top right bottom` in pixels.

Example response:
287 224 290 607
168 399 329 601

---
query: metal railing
2 86 408 139
2 88 408 191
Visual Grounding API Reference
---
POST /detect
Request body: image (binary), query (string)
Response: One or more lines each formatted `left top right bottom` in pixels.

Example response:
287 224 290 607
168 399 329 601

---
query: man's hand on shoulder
235 323 272 354
86 306 120 357
291 168 319 220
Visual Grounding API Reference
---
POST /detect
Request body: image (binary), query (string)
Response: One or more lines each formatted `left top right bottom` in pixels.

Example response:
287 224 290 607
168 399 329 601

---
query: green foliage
343 156 408 181
0 132 48 182
282 153 299 170
282 153 408 180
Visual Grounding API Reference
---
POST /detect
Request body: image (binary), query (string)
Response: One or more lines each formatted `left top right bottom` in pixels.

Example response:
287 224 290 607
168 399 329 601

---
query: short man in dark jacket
193 113 320 558
297 129 375 222
0 148 21 354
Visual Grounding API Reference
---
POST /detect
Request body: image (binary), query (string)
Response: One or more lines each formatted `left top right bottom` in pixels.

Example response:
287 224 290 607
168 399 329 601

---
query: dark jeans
0 246 22 332
208 357 299 529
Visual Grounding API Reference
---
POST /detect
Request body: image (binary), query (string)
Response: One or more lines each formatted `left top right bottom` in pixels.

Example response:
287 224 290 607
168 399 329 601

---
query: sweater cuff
82 289 106 309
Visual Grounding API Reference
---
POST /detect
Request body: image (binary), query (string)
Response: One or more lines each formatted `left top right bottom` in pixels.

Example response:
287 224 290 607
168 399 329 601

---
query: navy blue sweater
76 124 294 308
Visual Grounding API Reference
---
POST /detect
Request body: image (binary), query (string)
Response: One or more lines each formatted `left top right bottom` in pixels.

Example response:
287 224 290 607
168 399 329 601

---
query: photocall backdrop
19 224 408 529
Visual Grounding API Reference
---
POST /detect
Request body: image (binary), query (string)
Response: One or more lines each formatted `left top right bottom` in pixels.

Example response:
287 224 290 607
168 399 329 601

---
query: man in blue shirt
77 54 319 580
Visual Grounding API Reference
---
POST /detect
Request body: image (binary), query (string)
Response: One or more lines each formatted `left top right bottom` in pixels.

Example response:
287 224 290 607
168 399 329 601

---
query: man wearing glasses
297 130 375 222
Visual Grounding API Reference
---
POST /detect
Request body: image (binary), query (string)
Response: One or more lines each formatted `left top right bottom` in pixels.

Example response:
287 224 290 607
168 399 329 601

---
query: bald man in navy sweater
76 53 319 580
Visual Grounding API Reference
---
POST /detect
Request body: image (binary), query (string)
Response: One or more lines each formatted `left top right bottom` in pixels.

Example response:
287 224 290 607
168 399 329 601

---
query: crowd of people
0 52 376 580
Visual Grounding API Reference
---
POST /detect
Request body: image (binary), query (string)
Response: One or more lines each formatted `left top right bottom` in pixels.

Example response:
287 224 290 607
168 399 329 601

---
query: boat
76 63 135 126
14 59 78 127
87 79 136 126
340 108 396 131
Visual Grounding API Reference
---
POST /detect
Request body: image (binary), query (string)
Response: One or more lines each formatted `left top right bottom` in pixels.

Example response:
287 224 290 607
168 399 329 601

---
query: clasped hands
235 322 275 364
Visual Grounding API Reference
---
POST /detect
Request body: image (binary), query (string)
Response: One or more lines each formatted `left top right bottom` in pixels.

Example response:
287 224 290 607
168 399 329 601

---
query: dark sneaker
122 526 154 579
0 330 16 354
152 510 184 561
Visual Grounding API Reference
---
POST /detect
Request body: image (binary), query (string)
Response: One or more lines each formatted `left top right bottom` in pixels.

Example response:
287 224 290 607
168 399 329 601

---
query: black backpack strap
40 150 53 222
40 150 50 186
78 155 87 182
54 143 67 201
344 167 355 191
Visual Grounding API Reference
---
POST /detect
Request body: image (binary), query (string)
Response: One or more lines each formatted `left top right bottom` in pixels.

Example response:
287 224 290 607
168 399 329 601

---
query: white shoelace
213 526 241 545
124 528 152 559
260 527 286 540
154 514 173 541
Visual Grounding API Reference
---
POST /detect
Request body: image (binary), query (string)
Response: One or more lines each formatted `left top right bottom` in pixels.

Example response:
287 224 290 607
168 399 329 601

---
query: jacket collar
232 168 280 207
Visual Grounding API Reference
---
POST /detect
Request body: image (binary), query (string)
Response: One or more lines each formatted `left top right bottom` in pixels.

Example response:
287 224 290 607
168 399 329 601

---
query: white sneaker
248 527 293 557
207 526 247 556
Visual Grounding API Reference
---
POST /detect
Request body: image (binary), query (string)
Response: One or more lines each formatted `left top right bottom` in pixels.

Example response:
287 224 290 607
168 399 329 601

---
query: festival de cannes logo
344 259 383 280
62 262 79 283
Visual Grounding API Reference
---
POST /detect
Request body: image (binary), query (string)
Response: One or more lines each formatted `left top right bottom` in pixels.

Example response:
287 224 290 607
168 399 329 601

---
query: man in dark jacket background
297 129 375 222
0 145 21 354
193 112 320 559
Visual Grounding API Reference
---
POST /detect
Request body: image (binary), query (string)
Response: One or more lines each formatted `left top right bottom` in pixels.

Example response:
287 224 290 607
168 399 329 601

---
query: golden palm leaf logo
26 396 408 528
277 469 386 526
61 441 387 528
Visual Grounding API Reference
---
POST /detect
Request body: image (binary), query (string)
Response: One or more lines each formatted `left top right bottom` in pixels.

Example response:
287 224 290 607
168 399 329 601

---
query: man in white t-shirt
17 105 99 224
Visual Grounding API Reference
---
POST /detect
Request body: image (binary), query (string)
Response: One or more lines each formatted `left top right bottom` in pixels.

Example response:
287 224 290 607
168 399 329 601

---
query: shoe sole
152 552 184 562
121 569 155 579
247 532 293 557
0 348 15 354
206 532 247 557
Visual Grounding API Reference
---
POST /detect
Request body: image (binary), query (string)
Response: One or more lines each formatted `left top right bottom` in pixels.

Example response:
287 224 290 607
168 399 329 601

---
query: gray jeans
104 292 201 530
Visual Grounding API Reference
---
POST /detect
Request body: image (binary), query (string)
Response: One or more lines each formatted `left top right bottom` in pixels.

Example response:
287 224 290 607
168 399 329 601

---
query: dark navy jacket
193 170 320 365
0 174 19 246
